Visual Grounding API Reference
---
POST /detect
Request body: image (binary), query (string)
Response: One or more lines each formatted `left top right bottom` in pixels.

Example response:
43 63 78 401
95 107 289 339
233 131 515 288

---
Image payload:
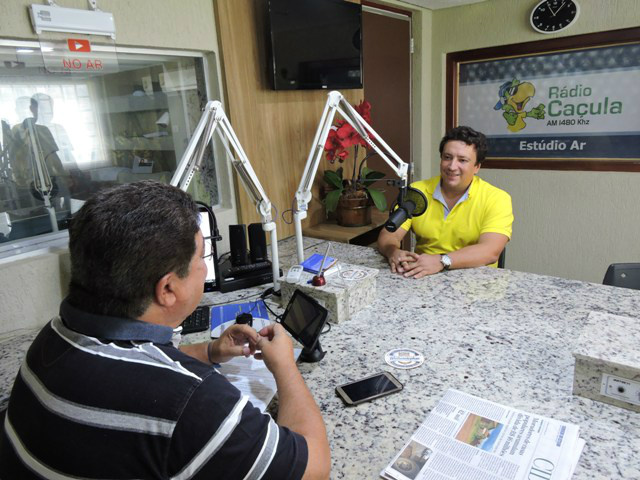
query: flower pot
336 194 371 227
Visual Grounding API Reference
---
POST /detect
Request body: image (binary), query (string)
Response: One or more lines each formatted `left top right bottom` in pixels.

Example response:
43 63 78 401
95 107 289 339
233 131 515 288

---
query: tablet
280 289 328 352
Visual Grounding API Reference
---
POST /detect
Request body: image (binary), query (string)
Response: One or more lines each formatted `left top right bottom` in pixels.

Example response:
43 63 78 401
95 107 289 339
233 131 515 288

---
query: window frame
0 40 220 261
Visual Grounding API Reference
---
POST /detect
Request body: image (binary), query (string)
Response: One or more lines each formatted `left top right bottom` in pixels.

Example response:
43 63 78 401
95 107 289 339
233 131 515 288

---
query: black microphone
385 186 427 232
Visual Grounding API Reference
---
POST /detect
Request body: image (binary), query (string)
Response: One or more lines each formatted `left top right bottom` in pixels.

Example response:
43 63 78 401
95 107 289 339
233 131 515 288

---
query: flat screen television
267 0 362 91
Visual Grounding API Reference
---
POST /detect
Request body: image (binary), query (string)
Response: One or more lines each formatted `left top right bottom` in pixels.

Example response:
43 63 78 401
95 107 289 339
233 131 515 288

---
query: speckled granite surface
573 311 640 412
280 263 378 323
2 237 639 479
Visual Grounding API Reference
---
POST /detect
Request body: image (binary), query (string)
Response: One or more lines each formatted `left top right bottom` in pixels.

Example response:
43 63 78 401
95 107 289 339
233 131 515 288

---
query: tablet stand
300 340 325 363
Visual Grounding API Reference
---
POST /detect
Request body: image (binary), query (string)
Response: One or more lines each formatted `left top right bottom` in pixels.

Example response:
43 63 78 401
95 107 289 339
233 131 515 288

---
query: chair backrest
497 248 506 269
602 263 640 290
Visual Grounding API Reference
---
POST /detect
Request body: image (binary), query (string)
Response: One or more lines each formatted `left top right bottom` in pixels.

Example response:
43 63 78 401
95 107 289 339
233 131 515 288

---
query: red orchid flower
323 99 373 161
335 123 360 148
354 100 371 123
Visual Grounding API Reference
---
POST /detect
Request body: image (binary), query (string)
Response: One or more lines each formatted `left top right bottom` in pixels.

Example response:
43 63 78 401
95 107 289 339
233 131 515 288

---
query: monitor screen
268 0 362 91
199 209 216 287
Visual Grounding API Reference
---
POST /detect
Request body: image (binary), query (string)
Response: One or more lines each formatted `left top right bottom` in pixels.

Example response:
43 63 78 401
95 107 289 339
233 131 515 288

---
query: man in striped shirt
0 181 330 479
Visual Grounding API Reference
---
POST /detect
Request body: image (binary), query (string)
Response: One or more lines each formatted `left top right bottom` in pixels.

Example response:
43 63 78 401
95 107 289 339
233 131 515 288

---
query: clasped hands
388 248 444 279
208 323 295 371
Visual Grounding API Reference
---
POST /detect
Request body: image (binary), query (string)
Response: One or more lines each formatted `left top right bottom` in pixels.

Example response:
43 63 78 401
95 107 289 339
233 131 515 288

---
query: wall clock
530 0 580 34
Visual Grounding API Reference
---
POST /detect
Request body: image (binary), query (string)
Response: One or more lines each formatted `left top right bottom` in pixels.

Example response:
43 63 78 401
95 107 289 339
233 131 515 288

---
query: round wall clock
530 0 580 34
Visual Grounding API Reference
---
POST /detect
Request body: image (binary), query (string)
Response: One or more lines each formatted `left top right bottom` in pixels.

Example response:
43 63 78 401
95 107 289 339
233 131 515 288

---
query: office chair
497 248 506 269
602 263 640 290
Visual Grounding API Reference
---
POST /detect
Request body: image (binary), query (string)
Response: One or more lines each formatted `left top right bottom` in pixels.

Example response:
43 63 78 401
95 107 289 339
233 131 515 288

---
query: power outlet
600 374 640 406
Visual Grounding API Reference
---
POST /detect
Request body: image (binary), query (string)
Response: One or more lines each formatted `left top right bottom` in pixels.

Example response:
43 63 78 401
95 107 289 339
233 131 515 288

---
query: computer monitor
198 204 218 292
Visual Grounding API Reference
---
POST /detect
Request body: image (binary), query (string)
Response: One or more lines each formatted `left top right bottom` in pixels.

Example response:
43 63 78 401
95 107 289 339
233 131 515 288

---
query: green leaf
367 188 387 212
323 170 343 189
361 167 385 187
324 189 342 213
364 170 385 180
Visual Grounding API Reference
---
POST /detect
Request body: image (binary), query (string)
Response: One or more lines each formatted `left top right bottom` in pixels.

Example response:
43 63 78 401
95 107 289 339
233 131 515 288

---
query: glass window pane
0 45 217 248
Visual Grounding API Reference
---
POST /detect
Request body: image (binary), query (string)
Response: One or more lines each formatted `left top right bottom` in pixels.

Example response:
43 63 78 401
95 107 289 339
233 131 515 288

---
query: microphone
385 186 427 232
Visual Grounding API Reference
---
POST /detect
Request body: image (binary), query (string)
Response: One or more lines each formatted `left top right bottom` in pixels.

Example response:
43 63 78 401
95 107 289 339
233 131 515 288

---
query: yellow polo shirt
400 176 513 267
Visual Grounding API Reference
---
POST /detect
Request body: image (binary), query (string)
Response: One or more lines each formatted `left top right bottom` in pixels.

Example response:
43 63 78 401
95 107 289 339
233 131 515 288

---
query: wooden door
362 3 412 211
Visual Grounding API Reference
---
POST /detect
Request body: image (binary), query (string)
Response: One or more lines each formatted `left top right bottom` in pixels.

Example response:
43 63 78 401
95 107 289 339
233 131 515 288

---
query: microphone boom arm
25 119 58 232
171 101 280 290
293 91 410 263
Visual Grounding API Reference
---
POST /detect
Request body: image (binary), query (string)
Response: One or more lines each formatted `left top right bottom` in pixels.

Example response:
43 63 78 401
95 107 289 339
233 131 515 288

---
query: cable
303 239 329 252
320 322 332 335
264 300 283 322
281 197 296 225
195 201 221 241
270 203 280 223
260 287 274 299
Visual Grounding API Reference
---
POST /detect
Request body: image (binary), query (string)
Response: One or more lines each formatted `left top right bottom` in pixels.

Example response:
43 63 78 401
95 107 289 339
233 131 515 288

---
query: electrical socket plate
600 374 640 407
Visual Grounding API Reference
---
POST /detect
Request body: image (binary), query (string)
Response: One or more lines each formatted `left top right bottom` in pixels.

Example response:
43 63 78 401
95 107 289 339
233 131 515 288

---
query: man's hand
388 248 420 274
255 324 296 374
208 324 260 364
402 253 444 279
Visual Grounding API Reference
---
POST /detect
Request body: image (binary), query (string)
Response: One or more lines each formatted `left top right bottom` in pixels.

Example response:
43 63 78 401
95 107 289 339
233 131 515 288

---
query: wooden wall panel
215 0 363 239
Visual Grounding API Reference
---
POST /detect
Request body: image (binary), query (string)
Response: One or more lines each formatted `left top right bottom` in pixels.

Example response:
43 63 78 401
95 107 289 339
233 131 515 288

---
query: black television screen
268 0 362 91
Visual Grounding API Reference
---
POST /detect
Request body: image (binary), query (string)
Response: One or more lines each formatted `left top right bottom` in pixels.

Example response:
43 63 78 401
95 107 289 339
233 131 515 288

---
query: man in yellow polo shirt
378 126 513 278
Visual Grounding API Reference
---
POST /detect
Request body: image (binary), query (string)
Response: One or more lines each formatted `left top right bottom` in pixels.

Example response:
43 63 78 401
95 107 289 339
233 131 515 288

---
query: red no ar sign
63 38 103 71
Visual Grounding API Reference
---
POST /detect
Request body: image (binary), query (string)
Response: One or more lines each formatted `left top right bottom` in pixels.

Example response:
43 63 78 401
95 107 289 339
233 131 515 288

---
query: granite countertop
2 236 639 479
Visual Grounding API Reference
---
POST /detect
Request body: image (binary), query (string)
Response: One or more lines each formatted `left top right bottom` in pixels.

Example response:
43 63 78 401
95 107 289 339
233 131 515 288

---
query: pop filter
403 187 427 216
385 187 427 232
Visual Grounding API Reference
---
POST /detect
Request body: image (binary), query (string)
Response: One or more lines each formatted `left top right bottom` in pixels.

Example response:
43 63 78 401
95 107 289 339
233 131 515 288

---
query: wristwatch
440 254 452 271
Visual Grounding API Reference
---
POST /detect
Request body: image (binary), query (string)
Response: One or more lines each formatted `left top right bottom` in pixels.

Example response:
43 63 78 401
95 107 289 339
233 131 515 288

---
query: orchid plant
322 99 386 214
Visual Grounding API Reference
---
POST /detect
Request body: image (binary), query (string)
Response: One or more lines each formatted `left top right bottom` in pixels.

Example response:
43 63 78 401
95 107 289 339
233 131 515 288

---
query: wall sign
37 37 119 74
446 27 640 171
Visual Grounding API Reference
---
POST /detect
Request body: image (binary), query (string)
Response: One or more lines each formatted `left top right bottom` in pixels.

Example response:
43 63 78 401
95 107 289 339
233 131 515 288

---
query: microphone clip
384 184 427 233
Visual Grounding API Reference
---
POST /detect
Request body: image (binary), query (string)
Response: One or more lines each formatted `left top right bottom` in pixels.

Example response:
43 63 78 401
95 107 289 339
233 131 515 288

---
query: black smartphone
336 371 403 406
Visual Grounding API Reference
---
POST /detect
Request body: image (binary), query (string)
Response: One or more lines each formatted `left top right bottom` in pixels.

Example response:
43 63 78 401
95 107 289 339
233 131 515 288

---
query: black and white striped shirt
0 300 308 479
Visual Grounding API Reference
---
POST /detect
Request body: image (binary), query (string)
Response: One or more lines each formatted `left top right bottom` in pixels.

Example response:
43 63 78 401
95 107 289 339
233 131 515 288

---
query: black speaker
248 223 267 263
229 224 249 266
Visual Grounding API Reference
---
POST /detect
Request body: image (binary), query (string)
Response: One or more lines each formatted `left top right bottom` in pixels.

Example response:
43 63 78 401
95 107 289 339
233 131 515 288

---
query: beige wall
0 250 71 333
0 0 217 50
428 0 640 283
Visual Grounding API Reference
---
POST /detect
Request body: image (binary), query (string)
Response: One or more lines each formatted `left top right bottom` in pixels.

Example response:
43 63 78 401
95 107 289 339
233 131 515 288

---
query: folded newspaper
381 389 585 480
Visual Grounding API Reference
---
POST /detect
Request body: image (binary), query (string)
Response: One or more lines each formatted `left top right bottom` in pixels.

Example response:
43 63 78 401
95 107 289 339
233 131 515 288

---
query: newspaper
382 389 585 480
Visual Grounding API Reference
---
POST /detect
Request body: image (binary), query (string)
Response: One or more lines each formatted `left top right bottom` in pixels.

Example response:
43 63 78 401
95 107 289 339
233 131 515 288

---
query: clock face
530 0 580 34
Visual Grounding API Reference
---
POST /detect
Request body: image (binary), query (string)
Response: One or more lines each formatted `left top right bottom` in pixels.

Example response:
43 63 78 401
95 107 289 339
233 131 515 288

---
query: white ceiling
394 0 488 10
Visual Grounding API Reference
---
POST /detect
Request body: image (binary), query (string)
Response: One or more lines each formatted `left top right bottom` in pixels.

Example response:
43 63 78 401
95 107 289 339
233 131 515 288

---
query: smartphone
336 372 403 406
